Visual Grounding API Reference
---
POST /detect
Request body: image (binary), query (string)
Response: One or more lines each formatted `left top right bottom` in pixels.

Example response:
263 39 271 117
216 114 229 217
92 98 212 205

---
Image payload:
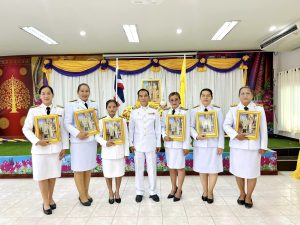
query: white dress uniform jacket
95 115 130 159
223 102 268 151
190 104 224 149
161 107 191 150
64 99 99 142
129 105 161 151
22 104 69 154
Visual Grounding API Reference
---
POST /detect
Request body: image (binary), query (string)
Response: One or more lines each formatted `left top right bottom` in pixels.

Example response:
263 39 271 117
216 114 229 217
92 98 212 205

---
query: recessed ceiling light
20 26 58 44
80 31 86 36
122 25 139 43
176 28 182 34
211 21 239 40
269 26 276 32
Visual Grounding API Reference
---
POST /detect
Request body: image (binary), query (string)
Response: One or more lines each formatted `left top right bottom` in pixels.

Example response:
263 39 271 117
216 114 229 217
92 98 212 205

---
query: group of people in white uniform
22 83 268 215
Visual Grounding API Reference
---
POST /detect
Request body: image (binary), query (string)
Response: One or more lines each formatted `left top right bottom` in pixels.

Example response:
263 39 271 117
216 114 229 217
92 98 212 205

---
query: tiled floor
0 172 300 225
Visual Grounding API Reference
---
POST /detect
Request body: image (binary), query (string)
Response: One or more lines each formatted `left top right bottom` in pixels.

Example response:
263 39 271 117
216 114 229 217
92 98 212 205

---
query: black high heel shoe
207 195 214 204
237 196 245 205
88 197 93 203
108 198 115 204
50 202 56 210
167 187 178 199
173 190 182 202
79 197 91 206
43 204 52 215
202 194 208 201
245 199 253 209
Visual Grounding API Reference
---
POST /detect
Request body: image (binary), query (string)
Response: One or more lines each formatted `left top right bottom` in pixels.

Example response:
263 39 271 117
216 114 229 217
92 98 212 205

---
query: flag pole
115 58 118 100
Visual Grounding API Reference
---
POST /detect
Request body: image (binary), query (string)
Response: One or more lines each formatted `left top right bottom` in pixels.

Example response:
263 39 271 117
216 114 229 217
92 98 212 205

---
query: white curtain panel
49 68 244 117
277 68 300 133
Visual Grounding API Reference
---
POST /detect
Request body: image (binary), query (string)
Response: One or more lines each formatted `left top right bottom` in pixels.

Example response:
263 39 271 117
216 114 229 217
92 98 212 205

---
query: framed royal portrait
102 118 124 144
34 114 61 143
166 114 186 141
141 79 161 103
236 110 261 140
74 108 100 136
196 111 218 138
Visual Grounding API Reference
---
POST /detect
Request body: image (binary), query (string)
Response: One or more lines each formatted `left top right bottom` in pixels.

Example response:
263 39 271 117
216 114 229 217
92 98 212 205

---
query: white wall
273 48 300 139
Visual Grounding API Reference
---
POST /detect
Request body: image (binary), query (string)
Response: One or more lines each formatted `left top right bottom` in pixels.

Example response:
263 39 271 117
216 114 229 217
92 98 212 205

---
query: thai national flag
114 69 125 105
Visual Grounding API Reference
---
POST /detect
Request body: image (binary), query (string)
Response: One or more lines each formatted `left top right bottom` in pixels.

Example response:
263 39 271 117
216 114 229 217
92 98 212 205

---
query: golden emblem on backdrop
20 116 26 126
0 117 9 129
0 75 31 113
19 67 27 76
0 68 3 76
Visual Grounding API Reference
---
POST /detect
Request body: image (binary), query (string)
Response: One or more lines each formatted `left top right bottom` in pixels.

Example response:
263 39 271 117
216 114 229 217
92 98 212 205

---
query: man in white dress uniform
129 89 161 203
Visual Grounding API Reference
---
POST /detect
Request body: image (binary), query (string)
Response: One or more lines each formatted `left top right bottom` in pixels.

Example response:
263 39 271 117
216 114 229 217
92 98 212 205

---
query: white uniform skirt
32 153 61 181
193 147 223 173
102 158 125 178
230 148 261 179
165 148 185 169
70 141 97 172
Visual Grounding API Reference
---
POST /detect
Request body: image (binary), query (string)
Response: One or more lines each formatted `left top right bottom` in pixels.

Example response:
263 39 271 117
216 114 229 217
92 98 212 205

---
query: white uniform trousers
134 151 157 195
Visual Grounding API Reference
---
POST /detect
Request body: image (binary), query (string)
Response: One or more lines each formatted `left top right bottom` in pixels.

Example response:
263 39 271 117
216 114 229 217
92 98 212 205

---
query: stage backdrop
0 57 33 138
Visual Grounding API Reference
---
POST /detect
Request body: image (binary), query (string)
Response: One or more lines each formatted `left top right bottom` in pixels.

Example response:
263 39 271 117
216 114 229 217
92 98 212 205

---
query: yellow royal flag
179 56 187 107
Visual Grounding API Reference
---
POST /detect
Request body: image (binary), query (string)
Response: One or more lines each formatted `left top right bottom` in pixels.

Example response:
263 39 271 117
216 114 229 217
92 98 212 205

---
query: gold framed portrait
236 110 261 140
141 79 161 103
34 114 61 143
102 118 124 144
166 114 186 141
74 108 100 136
196 111 219 138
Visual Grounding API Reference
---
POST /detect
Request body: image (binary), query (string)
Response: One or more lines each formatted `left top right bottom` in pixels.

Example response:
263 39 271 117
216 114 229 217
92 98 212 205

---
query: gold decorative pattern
0 117 9 129
0 75 31 113
0 68 3 76
19 67 27 76
20 116 26 126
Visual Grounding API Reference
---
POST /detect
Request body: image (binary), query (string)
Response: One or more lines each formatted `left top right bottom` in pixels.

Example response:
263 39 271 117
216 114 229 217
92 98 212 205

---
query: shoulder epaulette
31 105 38 108
231 104 238 107
149 105 157 109
90 100 96 102
212 104 220 108
193 105 199 109
69 99 77 102
99 116 106 120
164 107 171 111
132 106 140 110
56 105 64 108
179 106 188 111
256 103 264 107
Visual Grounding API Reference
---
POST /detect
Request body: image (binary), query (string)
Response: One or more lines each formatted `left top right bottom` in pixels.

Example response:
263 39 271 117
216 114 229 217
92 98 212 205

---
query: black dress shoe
173 190 182 202
135 195 143 203
237 197 245 205
167 187 178 199
149 194 160 202
202 195 208 201
115 198 121 203
43 205 52 215
88 197 93 203
207 197 214 204
245 199 253 209
79 197 91 206
50 203 56 210
108 198 115 204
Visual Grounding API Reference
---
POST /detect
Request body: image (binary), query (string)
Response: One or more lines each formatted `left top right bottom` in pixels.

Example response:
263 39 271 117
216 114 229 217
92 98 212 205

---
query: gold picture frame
141 79 161 103
196 111 219 138
102 118 124 144
166 114 186 141
236 110 261 140
34 114 61 143
74 108 100 136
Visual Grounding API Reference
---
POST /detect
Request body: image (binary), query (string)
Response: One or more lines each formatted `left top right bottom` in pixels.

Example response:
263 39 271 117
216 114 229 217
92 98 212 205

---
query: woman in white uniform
190 88 224 204
223 86 268 208
161 92 190 202
22 86 69 215
95 100 129 204
64 83 99 206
